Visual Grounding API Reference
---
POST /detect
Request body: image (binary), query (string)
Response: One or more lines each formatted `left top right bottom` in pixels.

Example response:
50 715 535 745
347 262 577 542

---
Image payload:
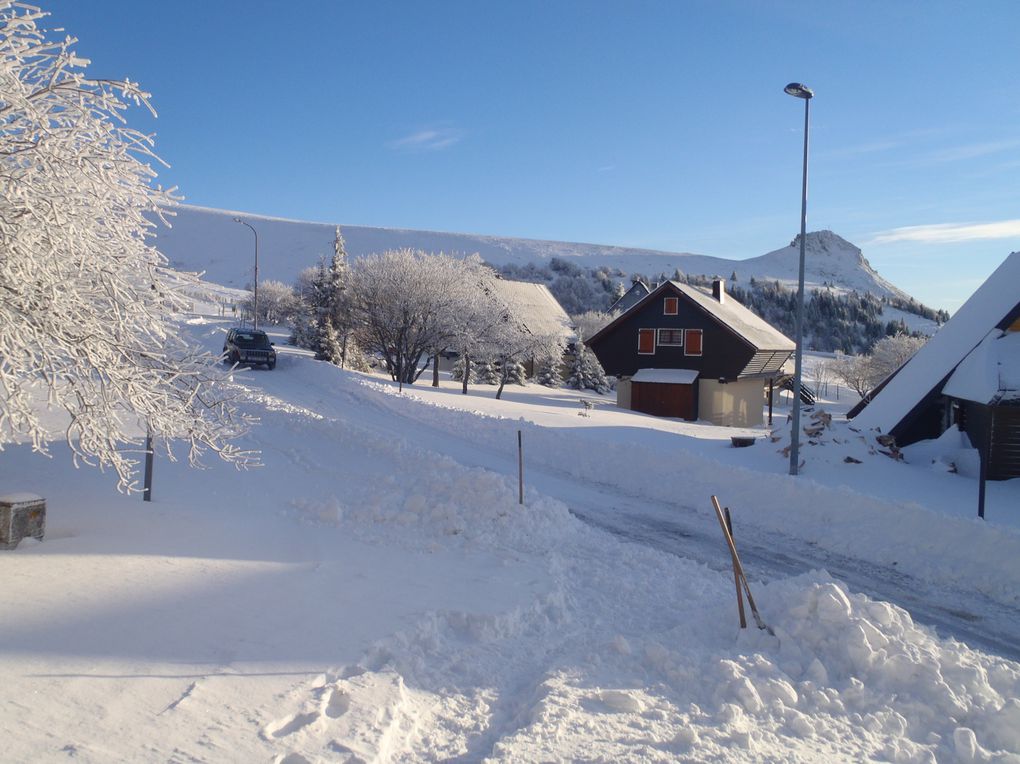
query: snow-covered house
851 252 1020 480
487 277 574 344
587 279 794 426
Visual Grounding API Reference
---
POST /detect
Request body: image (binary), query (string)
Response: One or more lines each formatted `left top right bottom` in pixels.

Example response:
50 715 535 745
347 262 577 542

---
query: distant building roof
608 281 650 314
853 251 1020 434
488 278 575 341
631 368 700 384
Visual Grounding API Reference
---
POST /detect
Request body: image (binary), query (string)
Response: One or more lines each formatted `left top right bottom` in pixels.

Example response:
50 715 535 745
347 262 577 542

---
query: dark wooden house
852 251 1020 484
587 279 794 426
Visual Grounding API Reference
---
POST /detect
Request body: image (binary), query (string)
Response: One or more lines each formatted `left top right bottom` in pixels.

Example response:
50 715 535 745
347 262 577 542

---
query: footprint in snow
324 688 351 719
263 711 319 739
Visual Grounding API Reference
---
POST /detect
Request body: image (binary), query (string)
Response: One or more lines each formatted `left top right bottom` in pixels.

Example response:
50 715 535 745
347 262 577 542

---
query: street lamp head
232 216 242 223
784 82 814 99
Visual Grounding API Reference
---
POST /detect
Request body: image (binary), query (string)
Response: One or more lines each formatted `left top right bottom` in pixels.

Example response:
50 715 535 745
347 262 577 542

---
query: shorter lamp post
784 81 813 476
233 217 259 330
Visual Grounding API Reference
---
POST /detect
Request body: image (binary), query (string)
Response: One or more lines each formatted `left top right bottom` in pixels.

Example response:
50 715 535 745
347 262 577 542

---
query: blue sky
43 1 1020 312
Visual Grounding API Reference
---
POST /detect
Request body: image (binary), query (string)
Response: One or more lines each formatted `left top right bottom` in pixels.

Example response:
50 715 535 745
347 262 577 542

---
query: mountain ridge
155 203 913 305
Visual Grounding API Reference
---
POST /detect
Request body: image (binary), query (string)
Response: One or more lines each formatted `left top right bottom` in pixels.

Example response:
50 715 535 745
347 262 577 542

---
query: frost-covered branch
0 3 256 490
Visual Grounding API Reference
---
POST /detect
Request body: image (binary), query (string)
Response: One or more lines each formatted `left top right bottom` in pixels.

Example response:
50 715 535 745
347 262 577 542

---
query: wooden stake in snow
518 430 524 505
143 426 154 502
711 496 772 634
724 506 746 629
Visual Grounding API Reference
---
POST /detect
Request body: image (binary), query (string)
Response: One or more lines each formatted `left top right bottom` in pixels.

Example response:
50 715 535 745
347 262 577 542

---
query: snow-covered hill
155 204 913 303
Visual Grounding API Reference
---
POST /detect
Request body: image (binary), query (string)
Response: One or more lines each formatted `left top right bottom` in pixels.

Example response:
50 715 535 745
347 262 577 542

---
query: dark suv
223 328 277 370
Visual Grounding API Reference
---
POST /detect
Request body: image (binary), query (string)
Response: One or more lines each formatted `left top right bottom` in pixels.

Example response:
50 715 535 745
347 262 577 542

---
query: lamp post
233 218 259 330
784 82 813 476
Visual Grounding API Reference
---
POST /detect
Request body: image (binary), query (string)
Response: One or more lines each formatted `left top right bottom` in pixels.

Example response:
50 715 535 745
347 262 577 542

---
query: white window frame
657 328 684 347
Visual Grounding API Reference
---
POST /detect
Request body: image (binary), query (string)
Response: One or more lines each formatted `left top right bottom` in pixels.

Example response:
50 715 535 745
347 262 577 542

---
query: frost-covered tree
350 250 489 388
474 359 499 385
830 354 876 399
239 279 296 326
0 5 254 489
869 334 926 381
567 344 611 394
535 356 563 387
570 311 614 343
450 355 475 383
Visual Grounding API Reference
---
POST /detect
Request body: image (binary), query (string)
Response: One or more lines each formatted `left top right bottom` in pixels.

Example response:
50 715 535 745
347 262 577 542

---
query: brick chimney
712 278 726 303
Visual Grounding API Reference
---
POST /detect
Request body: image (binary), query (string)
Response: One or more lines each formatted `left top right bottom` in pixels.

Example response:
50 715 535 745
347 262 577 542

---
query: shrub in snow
567 345 611 394
504 360 527 386
535 356 563 387
0 5 255 489
451 356 475 383
475 359 500 385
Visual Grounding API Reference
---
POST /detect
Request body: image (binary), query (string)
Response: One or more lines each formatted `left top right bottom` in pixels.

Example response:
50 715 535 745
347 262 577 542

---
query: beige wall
698 378 764 427
616 378 632 409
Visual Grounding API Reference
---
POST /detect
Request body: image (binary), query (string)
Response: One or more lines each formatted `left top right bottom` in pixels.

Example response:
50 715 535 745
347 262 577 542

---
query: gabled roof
608 281 650 314
488 278 575 341
853 251 1020 433
588 280 794 352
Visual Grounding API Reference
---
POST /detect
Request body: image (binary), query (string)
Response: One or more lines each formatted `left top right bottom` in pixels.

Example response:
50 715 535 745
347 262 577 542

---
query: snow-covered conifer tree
505 360 528 386
535 356 562 387
451 356 475 383
474 359 500 385
567 344 611 394
0 5 254 488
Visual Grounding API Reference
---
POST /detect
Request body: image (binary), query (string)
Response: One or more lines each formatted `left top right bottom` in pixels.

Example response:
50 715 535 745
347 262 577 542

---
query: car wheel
267 361 276 370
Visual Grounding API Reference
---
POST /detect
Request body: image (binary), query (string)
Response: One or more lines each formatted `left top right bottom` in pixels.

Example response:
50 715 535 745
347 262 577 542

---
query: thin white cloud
869 219 1020 245
926 139 1020 163
388 127 464 151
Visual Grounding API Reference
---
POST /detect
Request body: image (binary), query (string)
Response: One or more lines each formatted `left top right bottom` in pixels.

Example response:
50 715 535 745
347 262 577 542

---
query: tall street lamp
233 217 259 330
784 82 813 476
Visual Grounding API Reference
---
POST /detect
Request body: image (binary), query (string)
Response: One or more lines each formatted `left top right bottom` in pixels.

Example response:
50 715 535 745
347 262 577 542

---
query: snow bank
356 376 1020 607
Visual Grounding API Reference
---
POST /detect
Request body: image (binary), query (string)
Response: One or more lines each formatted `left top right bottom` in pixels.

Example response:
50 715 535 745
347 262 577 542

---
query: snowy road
324 367 1020 660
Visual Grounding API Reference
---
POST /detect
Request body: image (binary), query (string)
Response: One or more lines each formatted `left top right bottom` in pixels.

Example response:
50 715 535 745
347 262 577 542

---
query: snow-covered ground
2 307 1019 762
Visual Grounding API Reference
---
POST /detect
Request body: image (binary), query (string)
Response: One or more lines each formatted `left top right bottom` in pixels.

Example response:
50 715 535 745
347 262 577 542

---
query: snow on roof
943 330 1020 405
854 252 1020 432
672 282 795 351
631 368 700 384
488 278 575 341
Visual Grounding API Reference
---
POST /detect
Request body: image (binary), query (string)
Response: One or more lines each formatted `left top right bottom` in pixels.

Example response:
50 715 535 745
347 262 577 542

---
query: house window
664 297 679 315
657 329 684 346
685 329 703 356
638 328 656 355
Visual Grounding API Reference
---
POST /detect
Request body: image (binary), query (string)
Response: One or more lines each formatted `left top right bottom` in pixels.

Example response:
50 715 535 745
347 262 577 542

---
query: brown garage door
631 382 696 420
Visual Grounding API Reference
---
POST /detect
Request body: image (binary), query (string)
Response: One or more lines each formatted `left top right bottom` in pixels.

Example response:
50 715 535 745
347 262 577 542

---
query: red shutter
685 329 703 356
664 297 678 315
638 329 655 354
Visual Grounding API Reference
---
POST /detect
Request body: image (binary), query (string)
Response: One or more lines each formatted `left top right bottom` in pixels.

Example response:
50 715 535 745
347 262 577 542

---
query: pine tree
567 345 611 394
475 358 499 385
451 355 475 382
505 360 527 385
535 356 562 387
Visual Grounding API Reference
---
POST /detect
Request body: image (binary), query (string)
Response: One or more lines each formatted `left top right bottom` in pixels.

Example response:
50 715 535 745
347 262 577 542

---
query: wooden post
724 506 747 628
978 417 992 520
767 379 774 426
711 496 772 634
143 427 154 502
518 430 524 505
